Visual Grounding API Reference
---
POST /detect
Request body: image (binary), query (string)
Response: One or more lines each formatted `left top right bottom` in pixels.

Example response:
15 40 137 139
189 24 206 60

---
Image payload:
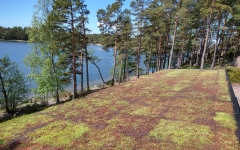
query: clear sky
0 0 132 34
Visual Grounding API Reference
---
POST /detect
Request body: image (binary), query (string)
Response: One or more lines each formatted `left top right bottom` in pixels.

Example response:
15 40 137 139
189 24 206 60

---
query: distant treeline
87 34 103 45
0 26 102 43
0 26 28 41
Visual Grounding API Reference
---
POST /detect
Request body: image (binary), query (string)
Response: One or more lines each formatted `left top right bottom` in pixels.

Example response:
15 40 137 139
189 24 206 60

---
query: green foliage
25 0 71 102
0 26 28 41
87 34 103 44
227 67 240 83
0 55 28 113
0 139 4 146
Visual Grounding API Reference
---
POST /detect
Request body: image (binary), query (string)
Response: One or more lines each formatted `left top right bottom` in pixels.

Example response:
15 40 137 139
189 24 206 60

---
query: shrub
227 67 240 83
0 55 28 114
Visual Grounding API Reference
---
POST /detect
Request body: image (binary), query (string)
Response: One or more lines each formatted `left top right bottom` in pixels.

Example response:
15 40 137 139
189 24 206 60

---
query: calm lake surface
0 41 113 91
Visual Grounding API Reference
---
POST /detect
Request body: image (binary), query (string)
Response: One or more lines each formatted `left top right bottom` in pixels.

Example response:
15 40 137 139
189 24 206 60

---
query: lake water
0 41 113 91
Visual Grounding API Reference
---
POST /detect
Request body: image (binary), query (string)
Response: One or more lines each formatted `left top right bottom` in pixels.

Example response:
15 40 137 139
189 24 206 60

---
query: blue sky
0 0 132 34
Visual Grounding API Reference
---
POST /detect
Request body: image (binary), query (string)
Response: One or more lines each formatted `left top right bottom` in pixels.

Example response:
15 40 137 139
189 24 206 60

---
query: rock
231 56 240 68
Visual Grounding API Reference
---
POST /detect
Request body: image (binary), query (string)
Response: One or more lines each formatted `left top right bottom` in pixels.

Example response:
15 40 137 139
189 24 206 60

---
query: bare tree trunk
51 54 60 103
136 25 142 78
219 31 225 64
200 0 215 69
189 45 194 67
168 20 178 69
82 19 89 92
70 4 77 99
90 60 106 84
235 38 240 59
178 50 183 68
157 37 162 71
147 28 154 74
153 53 157 73
211 13 221 68
177 38 185 68
123 48 126 80
196 46 200 66
145 52 148 75
80 50 83 92
156 43 159 71
119 57 123 84
126 46 129 81
222 29 233 67
111 37 117 86
0 73 10 113
168 0 182 69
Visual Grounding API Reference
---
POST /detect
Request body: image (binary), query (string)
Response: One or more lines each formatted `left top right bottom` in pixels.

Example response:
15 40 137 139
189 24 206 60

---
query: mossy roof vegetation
0 69 239 149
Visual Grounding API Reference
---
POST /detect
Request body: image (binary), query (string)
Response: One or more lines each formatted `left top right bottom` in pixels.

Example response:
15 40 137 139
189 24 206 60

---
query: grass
0 69 239 149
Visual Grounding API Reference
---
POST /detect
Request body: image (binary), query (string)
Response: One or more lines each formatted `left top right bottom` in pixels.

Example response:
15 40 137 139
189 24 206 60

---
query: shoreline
0 40 103 46
0 39 28 43
94 43 102 46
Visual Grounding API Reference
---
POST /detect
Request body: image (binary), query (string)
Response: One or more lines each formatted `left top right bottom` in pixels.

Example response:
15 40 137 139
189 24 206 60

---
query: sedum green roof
0 69 239 149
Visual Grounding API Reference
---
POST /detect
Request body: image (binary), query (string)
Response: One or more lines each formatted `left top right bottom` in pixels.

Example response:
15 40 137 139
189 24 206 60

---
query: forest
0 26 28 41
0 0 240 114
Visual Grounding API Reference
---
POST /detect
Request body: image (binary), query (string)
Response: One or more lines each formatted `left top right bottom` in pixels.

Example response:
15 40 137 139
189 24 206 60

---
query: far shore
0 40 103 46
94 43 102 46
0 39 28 43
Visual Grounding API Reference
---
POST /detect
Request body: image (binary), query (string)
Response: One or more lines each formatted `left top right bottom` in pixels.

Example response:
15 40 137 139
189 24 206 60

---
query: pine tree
97 0 125 86
48 0 86 98
25 0 69 103
130 0 146 77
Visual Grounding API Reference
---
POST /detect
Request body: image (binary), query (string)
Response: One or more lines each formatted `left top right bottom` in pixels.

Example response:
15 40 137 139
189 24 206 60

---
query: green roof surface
1 69 239 149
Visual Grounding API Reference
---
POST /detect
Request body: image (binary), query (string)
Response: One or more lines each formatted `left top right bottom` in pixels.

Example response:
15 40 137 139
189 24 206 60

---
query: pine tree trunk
111 37 117 86
168 0 182 69
168 20 178 69
178 51 183 68
163 35 168 69
70 4 77 99
178 38 185 68
0 73 10 113
119 57 123 84
147 30 154 74
156 43 159 71
51 54 60 103
126 46 129 81
236 39 240 59
149 38 153 73
219 32 225 64
222 29 233 67
200 0 215 69
136 17 143 78
123 48 126 80
211 13 221 69
136 37 142 78
196 47 199 66
145 52 148 75
189 45 195 67
80 50 83 92
157 37 162 71
83 21 89 91
91 60 106 84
